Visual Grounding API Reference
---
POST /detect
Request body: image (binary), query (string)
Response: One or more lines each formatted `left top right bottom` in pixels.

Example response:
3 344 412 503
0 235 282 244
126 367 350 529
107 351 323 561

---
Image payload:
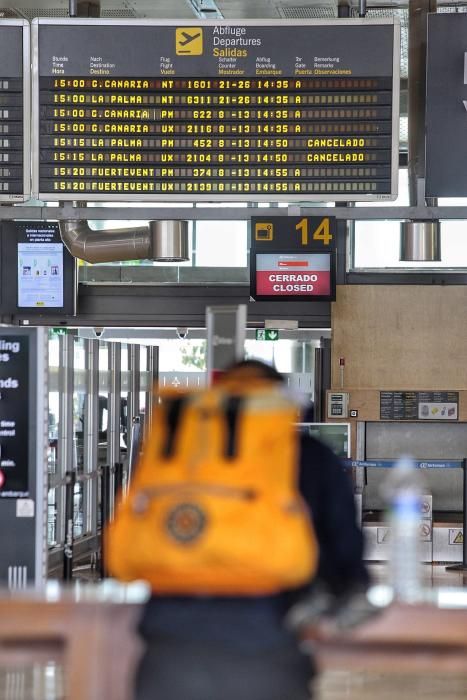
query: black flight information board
32 18 399 202
0 20 29 202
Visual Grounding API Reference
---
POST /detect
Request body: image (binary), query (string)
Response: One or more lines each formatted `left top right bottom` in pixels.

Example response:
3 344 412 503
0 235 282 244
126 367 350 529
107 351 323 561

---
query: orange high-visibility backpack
106 381 318 595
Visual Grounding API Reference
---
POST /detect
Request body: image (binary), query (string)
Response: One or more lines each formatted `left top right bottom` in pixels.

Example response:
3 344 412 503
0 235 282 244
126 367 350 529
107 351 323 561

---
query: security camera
176 327 189 340
93 327 105 339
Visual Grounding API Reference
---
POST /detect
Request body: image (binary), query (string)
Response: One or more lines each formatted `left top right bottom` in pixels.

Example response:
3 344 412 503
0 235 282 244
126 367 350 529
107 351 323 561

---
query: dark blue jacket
139 434 368 651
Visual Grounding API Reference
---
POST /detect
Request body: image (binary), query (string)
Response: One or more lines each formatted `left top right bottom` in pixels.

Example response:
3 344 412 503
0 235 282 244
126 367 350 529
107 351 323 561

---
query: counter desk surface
0 583 467 699
303 586 467 673
0 581 149 700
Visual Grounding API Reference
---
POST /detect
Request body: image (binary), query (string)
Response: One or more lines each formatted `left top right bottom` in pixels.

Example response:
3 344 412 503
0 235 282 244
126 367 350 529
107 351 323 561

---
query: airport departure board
32 19 399 202
0 20 29 202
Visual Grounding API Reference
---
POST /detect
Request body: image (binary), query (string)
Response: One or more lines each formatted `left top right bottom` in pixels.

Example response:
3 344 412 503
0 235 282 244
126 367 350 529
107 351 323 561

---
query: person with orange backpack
107 359 368 700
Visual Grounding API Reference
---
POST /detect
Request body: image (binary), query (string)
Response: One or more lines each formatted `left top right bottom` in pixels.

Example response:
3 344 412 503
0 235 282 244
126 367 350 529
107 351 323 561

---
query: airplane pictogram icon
176 28 203 55
179 31 201 46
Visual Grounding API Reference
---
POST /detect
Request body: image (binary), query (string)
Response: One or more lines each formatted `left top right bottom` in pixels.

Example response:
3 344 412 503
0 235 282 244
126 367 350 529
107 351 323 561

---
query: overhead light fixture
186 0 223 19
400 220 441 262
151 220 190 263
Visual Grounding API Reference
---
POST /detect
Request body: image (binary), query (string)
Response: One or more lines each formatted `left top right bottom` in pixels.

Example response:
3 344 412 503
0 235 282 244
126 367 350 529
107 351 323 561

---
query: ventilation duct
400 220 441 262
60 220 189 263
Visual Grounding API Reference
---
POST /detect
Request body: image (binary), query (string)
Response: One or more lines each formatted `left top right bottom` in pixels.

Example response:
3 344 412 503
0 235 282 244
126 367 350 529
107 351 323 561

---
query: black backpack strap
224 395 244 460
162 396 188 459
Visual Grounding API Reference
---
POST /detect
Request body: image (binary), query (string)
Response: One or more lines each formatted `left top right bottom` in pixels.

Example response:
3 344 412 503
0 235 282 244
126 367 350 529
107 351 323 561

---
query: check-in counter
326 389 467 563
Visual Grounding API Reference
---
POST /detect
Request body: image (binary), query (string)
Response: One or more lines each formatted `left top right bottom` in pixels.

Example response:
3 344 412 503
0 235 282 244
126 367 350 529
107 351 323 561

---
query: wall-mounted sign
0 334 29 497
32 18 399 202
255 252 332 297
206 304 247 384
426 14 467 196
256 329 280 341
250 215 336 301
0 20 30 202
380 391 459 421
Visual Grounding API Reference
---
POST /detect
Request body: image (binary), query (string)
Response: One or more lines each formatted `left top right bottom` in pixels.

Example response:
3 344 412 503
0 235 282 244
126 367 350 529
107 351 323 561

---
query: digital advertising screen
0 221 76 318
32 18 399 202
18 236 64 308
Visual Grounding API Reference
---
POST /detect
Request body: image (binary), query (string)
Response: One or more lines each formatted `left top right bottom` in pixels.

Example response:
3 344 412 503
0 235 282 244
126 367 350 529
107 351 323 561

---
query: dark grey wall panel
0 20 30 202
426 13 467 197
75 283 331 328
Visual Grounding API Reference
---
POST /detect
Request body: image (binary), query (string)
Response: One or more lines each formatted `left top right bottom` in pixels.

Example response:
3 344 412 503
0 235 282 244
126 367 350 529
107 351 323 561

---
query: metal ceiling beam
3 205 467 220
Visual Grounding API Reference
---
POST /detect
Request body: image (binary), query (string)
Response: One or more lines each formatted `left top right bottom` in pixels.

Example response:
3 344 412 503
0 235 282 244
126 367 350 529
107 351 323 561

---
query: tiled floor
1 566 467 700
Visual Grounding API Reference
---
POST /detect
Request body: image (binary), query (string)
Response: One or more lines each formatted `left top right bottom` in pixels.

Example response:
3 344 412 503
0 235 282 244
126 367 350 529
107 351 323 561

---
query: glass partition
45 335 152 576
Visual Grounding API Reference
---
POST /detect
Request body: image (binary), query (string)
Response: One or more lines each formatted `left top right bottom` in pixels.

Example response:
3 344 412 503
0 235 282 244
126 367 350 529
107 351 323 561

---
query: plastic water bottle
382 456 425 602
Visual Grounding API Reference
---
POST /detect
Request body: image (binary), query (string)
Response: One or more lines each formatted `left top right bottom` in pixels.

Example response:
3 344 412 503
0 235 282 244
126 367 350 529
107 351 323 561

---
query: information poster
380 391 459 421
33 19 399 201
0 335 29 497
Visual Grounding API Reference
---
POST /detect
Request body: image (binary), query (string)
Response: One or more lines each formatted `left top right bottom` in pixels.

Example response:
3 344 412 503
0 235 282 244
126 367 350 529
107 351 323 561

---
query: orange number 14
295 217 332 246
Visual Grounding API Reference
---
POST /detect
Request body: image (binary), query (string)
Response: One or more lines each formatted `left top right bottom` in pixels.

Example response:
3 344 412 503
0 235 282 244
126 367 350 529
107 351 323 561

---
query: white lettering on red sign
256 269 330 296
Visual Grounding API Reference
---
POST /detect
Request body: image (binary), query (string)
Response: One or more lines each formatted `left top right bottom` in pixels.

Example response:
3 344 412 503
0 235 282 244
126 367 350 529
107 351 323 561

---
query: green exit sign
256 329 280 341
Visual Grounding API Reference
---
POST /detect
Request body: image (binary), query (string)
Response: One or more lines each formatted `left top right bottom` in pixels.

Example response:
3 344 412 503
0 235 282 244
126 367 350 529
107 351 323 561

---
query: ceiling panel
4 1 467 21
360 7 407 79
216 0 278 19
0 0 196 18
278 5 337 18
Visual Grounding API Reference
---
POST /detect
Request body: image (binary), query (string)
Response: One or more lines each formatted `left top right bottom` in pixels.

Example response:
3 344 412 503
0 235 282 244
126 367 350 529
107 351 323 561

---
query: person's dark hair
223 359 285 383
